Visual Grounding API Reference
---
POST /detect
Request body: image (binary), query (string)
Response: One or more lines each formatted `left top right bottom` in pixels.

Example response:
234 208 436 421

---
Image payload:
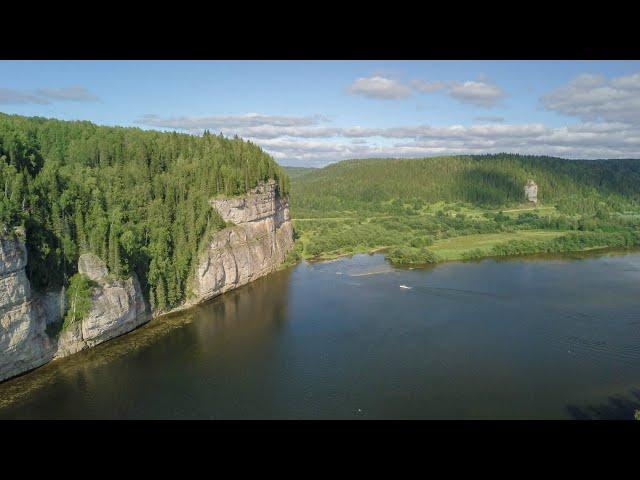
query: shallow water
1 251 640 419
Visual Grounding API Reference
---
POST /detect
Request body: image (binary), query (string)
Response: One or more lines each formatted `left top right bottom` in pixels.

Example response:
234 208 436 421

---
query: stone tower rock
524 179 538 204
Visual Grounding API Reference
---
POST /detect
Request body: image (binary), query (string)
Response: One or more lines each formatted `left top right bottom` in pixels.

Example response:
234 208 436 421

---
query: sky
1 60 640 167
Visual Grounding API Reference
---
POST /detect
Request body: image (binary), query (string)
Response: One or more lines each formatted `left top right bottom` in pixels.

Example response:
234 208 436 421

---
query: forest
288 155 640 264
0 113 289 312
290 155 640 217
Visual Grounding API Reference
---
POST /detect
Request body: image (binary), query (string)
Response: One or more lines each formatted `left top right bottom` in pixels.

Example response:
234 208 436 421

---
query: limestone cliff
190 179 294 305
53 253 148 357
0 234 52 382
0 244 148 381
1 179 293 382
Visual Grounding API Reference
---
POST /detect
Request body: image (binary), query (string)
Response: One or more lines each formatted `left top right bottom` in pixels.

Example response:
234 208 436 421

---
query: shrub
62 274 97 330
387 246 440 265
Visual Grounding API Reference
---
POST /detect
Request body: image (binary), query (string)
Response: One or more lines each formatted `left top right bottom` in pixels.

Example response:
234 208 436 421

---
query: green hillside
0 113 288 311
288 155 640 263
284 166 317 179
291 155 640 217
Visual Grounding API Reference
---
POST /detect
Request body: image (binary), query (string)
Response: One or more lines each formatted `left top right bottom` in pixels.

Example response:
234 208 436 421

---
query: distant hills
284 166 317 179
290 154 640 216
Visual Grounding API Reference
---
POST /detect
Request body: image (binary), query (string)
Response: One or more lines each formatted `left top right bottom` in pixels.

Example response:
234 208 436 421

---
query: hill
290 154 640 217
287 154 640 263
0 113 288 311
284 166 317 179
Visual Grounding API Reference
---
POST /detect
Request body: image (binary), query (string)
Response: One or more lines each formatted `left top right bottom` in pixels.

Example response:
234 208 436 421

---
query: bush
62 274 97 330
461 248 485 260
387 246 440 265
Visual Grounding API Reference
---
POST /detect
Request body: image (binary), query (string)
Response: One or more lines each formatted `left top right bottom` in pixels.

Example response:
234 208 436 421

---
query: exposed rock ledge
53 253 148 358
0 235 52 382
1 180 293 382
0 241 148 382
189 179 294 305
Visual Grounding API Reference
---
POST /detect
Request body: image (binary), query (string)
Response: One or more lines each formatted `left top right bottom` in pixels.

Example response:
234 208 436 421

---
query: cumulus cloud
541 72 640 123
346 75 413 100
135 112 640 166
447 79 505 107
242 121 640 166
0 86 99 104
346 74 506 108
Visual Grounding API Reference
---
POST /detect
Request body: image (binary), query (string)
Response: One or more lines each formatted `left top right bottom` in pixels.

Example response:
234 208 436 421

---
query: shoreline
300 242 640 267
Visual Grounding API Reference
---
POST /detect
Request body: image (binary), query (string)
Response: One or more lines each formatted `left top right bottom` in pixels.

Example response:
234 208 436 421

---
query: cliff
190 179 294 304
0 240 148 381
1 180 293 382
53 253 148 357
0 234 52 382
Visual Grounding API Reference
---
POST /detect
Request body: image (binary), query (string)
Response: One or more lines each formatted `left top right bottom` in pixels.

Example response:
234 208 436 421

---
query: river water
1 251 639 419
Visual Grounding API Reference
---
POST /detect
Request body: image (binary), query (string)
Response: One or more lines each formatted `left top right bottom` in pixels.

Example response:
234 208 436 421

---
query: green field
430 230 567 261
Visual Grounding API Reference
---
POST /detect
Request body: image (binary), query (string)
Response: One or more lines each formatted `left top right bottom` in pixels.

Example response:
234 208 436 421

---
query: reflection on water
0 270 291 417
1 249 639 419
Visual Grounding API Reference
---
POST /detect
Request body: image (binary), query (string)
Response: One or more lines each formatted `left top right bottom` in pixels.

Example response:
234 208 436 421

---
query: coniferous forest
288 155 640 263
0 113 289 312
290 155 640 216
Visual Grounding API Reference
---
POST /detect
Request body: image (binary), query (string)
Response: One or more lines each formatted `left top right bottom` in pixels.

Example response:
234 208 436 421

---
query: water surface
1 251 639 419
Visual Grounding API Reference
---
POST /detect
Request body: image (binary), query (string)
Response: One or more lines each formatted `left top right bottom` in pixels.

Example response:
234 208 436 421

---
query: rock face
192 180 294 304
0 235 52 382
78 253 109 282
1 179 292 382
54 255 148 355
0 242 148 381
524 179 538 204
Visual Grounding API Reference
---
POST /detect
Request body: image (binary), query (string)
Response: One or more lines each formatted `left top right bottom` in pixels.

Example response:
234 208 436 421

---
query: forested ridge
288 155 640 264
291 155 640 216
0 113 289 312
283 166 317 179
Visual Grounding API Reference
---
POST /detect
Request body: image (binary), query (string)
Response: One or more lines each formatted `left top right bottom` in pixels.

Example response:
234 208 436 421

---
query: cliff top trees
0 112 289 312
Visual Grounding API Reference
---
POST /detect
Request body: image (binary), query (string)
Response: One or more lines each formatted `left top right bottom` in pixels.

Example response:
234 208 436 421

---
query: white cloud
345 74 506 109
346 75 412 100
541 72 640 123
447 80 505 107
252 121 640 166
135 113 640 166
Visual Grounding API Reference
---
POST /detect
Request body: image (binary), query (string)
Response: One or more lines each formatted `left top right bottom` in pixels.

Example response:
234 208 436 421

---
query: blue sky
1 60 640 166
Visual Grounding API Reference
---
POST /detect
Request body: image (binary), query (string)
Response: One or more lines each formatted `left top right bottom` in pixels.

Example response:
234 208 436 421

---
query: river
1 251 639 419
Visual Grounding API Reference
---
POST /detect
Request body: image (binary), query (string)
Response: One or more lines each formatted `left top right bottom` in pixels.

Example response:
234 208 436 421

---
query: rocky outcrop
0 242 148 381
525 179 538 204
0 235 53 382
54 255 148 355
78 253 109 282
1 179 292 382
190 180 294 305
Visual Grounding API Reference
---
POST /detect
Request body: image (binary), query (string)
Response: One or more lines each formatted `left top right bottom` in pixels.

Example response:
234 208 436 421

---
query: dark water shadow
566 388 640 420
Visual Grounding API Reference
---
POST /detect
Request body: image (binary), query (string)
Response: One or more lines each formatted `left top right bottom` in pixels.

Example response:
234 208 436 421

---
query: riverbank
294 229 640 267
